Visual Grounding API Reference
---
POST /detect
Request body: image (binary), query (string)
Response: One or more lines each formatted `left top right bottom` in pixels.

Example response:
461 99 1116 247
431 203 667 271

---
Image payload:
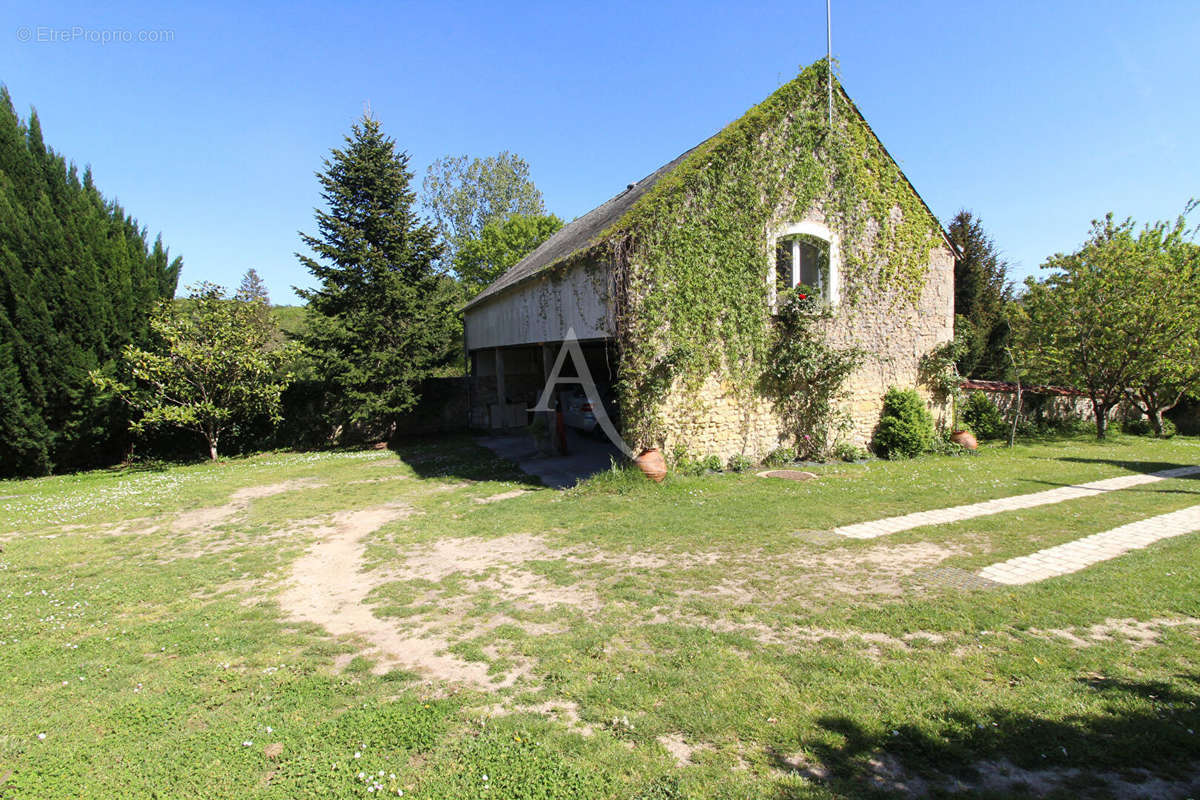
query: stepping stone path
977 504 1200 584
832 465 1200 540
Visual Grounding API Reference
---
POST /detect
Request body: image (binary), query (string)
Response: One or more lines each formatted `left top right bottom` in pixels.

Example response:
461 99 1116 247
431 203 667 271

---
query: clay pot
634 448 667 482
949 430 978 451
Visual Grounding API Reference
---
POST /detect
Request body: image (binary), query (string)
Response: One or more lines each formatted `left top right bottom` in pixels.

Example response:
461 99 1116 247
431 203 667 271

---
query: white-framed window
768 221 840 311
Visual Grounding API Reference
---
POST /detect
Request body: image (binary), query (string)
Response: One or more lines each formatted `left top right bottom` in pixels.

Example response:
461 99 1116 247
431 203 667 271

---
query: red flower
797 293 807 300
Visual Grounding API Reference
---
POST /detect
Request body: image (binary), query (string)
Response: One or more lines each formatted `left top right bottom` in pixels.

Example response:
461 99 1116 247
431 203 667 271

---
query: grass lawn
2 434 1199 798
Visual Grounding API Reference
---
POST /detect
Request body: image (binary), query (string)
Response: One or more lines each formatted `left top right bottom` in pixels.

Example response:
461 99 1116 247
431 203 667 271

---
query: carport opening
469 340 619 432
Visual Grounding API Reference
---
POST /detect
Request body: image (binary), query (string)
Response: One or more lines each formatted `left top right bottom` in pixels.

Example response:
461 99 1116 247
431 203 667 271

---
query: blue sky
3 0 1197 302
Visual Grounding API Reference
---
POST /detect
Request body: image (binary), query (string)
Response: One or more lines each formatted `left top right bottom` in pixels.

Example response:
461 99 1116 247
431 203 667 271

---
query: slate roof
462 142 705 310
464 79 956 312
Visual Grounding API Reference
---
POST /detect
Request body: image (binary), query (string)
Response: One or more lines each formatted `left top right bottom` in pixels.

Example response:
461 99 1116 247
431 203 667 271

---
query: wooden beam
494 348 506 427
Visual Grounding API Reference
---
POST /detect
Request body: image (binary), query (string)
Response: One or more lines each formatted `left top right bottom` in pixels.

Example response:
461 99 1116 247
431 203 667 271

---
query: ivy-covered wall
595 60 954 456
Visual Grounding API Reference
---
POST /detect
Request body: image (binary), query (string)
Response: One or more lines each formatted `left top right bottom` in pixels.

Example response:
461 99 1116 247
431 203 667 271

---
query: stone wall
658 238 955 462
964 384 1101 423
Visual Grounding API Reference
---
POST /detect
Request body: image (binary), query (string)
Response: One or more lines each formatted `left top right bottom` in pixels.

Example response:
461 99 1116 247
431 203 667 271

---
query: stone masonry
659 238 955 463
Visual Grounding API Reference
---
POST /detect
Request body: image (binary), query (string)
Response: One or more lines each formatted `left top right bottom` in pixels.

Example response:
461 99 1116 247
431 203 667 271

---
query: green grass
2 434 1199 798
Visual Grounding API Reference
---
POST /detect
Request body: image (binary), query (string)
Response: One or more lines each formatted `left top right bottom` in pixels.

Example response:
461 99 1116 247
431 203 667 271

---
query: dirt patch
969 759 1200 799
387 533 563 582
658 733 713 766
1027 617 1200 650
757 470 818 481
572 548 724 571
782 749 1200 798
477 699 596 737
173 480 325 534
799 541 965 596
279 503 521 688
474 489 529 504
378 533 600 621
649 609 941 656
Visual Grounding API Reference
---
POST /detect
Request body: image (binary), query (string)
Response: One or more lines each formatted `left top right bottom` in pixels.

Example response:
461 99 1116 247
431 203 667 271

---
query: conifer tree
297 115 457 436
0 85 181 474
948 210 1012 380
237 267 270 304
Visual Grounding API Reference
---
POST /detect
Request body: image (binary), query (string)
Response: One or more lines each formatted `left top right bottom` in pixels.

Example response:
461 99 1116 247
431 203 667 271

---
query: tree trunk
1093 401 1111 439
1148 406 1165 437
209 442 218 461
1136 388 1180 437
1008 378 1022 448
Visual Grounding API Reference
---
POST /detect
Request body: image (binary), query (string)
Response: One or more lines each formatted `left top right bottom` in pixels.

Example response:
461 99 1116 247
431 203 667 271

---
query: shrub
1039 416 1092 436
727 453 755 473
872 388 935 459
670 446 703 476
764 446 796 466
701 454 723 473
834 442 868 462
1124 416 1177 438
1122 417 1152 436
931 431 970 456
960 391 1007 440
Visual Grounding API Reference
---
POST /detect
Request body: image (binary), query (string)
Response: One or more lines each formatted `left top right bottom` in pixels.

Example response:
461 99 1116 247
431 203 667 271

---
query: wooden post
541 343 561 453
494 348 506 428
541 342 554 426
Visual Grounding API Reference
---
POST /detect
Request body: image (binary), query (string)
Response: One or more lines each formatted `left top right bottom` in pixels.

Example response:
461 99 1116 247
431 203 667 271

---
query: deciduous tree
95 282 292 461
454 212 563 295
1124 231 1200 435
1014 207 1199 438
422 152 546 266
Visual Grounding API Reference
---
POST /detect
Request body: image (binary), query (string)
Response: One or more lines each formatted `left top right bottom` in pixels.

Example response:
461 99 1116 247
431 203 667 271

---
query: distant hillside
271 305 310 339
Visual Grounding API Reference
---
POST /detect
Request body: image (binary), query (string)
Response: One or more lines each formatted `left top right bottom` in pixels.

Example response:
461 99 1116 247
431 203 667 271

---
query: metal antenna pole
826 0 833 127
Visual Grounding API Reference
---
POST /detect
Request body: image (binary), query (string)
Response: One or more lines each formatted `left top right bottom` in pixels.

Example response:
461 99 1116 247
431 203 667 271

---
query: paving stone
977 504 1200 585
832 465 1200 539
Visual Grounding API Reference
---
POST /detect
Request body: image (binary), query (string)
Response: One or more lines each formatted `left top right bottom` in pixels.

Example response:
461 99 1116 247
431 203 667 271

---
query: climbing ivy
593 60 944 449
761 289 864 459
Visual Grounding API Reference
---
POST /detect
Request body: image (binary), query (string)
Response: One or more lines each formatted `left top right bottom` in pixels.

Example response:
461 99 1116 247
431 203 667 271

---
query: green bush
834 442 868 462
1123 416 1176 438
872 387 935 459
727 453 755 473
671 450 726 474
1122 417 1151 436
931 431 970 456
764 446 796 466
670 446 702 476
960 391 1007 440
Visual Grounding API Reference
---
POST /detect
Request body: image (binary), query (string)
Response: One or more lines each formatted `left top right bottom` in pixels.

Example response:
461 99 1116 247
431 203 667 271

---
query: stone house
462 62 956 462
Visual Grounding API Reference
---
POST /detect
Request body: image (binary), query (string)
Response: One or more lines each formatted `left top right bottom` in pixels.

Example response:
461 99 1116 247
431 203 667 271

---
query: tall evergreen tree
0 85 181 474
948 210 1012 379
297 115 457 437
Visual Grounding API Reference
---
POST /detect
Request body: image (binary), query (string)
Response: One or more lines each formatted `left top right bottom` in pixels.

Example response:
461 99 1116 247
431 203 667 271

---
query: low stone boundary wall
960 379 1101 423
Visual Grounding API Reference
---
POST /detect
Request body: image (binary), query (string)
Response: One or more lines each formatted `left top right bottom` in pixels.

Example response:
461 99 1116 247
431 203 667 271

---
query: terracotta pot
634 448 667 482
949 430 978 451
